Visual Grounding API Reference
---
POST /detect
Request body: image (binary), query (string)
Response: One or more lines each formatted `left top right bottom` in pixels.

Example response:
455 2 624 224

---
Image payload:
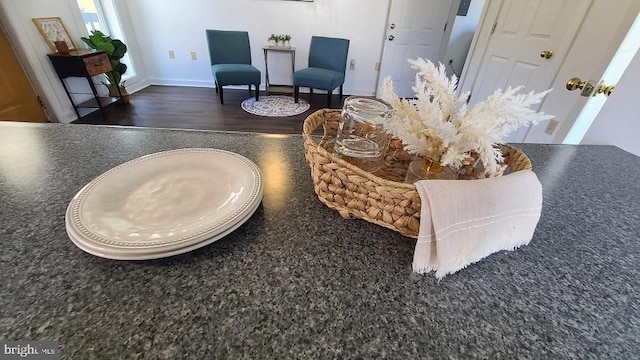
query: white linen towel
413 170 543 279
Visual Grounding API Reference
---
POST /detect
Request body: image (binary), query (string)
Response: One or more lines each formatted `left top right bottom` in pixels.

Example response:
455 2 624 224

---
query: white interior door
462 0 591 142
460 0 640 145
376 0 458 98
526 1 640 144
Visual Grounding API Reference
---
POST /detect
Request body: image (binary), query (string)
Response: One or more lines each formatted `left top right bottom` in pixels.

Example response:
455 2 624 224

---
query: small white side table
262 46 296 95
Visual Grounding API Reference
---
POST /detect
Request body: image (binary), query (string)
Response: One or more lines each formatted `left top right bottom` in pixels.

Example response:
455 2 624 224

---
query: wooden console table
47 49 121 119
262 46 296 95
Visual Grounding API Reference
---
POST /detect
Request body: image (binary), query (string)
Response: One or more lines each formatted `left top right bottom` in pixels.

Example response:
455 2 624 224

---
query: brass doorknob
566 77 586 91
540 50 554 59
597 83 616 97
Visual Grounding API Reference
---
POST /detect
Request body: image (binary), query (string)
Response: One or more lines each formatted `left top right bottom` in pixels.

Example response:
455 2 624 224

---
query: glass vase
404 158 458 183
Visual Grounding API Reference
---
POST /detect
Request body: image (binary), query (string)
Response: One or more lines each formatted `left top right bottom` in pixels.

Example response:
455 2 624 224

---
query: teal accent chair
206 30 261 104
294 36 350 108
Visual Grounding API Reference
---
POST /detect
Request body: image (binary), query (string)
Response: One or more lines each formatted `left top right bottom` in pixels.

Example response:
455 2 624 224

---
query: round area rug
241 95 310 117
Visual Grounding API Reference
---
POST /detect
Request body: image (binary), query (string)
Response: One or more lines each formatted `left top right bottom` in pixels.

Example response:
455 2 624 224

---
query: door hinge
37 96 47 109
443 22 447 32
490 20 498 35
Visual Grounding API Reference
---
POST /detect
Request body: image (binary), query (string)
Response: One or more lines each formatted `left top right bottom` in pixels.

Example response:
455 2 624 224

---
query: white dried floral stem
382 57 554 177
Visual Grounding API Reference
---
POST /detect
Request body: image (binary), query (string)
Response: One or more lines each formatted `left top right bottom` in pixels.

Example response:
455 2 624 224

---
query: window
76 0 135 82
77 0 104 32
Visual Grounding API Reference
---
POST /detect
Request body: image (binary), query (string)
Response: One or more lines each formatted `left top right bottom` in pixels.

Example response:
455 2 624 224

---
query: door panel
529 2 562 36
0 24 47 122
377 0 455 98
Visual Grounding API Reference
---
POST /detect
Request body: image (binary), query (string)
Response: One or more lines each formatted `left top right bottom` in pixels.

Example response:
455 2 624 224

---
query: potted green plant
80 30 129 105
283 34 292 47
268 34 277 46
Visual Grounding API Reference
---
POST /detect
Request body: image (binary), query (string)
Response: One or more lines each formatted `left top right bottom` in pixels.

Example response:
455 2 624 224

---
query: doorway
0 22 48 122
376 0 459 98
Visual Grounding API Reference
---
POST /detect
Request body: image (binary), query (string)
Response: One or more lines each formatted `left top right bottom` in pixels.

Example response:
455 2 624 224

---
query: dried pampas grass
381 57 553 177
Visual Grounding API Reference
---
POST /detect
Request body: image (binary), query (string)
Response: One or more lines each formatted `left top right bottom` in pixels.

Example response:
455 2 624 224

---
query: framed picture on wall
32 17 77 51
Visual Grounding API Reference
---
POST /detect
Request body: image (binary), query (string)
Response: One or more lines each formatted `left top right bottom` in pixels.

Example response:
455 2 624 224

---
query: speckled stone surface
0 122 639 359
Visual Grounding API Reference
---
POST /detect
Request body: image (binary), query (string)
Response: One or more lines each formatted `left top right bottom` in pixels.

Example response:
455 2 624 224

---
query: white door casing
376 0 459 98
459 0 640 145
582 49 640 157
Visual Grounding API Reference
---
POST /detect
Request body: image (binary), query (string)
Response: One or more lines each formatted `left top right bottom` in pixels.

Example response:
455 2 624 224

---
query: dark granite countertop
1 121 639 359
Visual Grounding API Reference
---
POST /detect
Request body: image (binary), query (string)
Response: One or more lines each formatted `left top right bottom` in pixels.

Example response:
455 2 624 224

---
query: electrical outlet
374 62 380 71
545 119 559 135
349 59 355 70
190 51 197 61
168 50 175 59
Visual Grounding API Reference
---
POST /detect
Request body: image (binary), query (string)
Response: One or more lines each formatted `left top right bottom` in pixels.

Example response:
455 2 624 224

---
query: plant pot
108 85 130 106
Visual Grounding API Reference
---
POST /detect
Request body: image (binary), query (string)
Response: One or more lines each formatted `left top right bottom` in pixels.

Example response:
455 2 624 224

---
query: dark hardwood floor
73 85 347 134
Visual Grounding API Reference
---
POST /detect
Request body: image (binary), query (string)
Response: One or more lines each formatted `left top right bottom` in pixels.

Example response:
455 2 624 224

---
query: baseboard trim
126 79 152 94
148 79 374 97
149 79 215 88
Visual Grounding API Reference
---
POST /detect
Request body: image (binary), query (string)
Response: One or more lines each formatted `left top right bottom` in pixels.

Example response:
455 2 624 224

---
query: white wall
581 48 640 157
123 0 390 95
443 0 485 78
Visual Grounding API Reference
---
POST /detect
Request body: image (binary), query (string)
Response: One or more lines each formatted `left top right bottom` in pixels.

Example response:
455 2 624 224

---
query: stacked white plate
65 148 263 260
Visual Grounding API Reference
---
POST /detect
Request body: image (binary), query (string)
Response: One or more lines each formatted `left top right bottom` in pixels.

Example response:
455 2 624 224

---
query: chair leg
294 86 300 103
248 84 252 93
215 81 219 93
310 88 314 97
255 84 259 101
339 85 343 99
219 85 224 104
327 90 332 108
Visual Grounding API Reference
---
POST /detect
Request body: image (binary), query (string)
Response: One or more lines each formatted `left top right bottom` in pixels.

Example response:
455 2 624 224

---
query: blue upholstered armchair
206 30 261 104
293 36 350 108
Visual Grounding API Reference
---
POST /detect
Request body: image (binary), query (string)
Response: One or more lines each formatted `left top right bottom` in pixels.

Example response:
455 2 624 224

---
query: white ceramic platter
65 192 262 260
65 148 263 258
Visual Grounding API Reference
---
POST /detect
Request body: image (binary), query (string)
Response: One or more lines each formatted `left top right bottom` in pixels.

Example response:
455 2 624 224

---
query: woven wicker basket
302 109 533 237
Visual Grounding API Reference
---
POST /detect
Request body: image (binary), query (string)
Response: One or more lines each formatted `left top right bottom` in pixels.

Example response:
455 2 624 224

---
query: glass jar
333 96 393 172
